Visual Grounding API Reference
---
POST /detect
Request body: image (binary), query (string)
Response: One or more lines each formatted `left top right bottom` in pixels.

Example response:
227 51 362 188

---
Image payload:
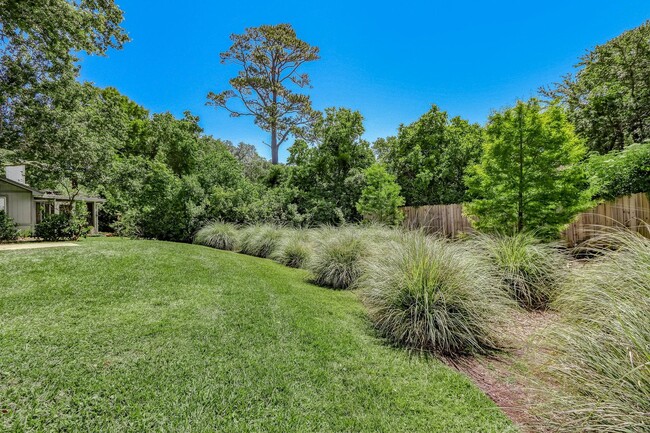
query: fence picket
400 192 650 245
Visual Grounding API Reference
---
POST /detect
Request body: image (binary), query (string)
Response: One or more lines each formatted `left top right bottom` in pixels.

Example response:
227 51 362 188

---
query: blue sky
79 1 650 161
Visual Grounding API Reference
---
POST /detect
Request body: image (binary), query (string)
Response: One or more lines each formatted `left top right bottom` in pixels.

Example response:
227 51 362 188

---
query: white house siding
0 180 33 229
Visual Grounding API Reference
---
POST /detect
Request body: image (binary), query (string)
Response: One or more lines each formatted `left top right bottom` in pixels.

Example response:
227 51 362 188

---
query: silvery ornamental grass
471 232 566 310
359 232 515 357
236 224 285 258
308 225 371 289
541 229 650 433
193 221 238 251
270 228 315 269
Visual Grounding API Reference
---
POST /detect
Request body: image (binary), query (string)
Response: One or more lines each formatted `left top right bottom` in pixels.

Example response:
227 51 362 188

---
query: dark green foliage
376 105 484 206
543 21 650 154
356 163 405 225
35 208 90 241
585 142 650 200
542 230 650 432
465 99 591 238
103 158 206 241
1 1 128 182
0 210 18 242
359 232 513 356
472 232 565 310
286 107 375 225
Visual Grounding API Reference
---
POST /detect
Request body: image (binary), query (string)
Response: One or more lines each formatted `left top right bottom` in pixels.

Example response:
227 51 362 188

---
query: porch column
92 202 99 234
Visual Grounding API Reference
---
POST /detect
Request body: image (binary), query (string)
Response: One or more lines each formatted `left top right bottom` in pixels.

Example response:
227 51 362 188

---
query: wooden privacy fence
401 192 650 245
563 192 650 246
401 204 473 238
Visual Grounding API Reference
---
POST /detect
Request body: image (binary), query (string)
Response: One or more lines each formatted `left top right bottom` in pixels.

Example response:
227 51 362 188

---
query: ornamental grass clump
471 232 566 310
236 224 285 258
309 226 369 289
359 232 514 357
271 229 315 269
541 229 650 433
193 221 238 251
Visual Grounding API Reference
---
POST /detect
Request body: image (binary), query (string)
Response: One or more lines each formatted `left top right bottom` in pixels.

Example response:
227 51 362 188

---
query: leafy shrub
35 211 90 241
471 232 565 310
193 221 238 250
0 210 19 242
356 163 405 226
359 232 514 356
309 226 369 289
236 224 285 258
541 230 650 432
271 229 314 268
585 141 650 200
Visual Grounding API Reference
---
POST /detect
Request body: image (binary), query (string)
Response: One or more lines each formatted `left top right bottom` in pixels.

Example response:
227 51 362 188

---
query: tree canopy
286 107 374 224
207 23 320 164
542 20 650 154
375 105 484 206
465 99 591 238
0 0 128 160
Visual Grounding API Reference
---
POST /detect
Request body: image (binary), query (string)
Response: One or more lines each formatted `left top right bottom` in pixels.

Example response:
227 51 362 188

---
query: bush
356 163 405 226
271 229 314 268
541 230 650 432
471 232 565 310
359 232 514 356
0 210 18 242
0 210 19 242
585 141 650 200
236 224 285 258
193 221 238 251
309 226 369 289
35 211 90 241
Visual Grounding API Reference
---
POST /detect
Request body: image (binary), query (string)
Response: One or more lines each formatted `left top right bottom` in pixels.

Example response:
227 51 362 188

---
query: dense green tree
286 107 374 224
542 21 650 153
465 99 591 238
104 157 206 242
356 163 405 225
0 0 128 166
19 82 116 199
376 105 483 206
584 142 650 200
148 111 202 176
207 24 320 164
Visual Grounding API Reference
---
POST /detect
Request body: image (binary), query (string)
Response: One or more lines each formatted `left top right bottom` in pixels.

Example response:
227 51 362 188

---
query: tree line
1 1 648 240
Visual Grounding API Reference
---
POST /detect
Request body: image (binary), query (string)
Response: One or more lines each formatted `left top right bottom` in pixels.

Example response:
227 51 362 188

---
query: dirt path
451 311 558 433
0 242 79 251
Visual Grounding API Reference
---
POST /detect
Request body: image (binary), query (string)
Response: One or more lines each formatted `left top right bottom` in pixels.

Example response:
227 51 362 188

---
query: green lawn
0 238 516 432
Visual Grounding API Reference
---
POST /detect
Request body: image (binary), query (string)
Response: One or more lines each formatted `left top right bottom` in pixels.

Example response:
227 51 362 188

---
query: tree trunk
517 106 525 233
271 127 278 164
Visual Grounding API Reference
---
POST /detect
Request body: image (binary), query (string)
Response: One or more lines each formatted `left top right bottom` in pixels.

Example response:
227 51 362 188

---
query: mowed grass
0 238 515 432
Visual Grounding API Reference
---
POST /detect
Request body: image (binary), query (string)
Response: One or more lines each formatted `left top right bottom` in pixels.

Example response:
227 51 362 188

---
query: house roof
0 177 106 203
0 176 43 194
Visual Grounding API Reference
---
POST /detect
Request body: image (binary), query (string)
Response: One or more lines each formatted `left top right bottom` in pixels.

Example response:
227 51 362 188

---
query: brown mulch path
448 311 559 433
